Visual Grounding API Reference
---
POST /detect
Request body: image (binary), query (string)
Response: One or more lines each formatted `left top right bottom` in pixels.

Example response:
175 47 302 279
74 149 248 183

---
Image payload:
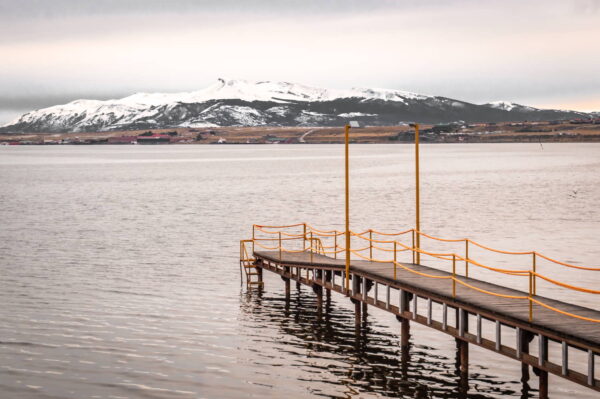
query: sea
1 143 599 398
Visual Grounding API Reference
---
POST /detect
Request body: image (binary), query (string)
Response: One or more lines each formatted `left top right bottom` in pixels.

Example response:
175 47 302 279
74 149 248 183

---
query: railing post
303 223 307 250
310 232 314 263
529 271 533 322
411 230 415 264
334 232 338 259
394 241 397 280
452 254 456 298
278 232 282 262
465 239 469 278
532 252 537 295
416 230 421 265
252 225 255 254
369 229 373 259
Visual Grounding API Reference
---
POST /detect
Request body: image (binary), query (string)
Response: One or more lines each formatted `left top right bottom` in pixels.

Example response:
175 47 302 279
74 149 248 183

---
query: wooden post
456 309 469 382
313 283 323 316
352 275 361 326
520 329 534 383
283 267 290 299
401 317 410 347
456 338 469 371
539 370 548 399
399 290 411 347
257 266 263 285
325 271 332 301
457 337 469 394
538 334 548 399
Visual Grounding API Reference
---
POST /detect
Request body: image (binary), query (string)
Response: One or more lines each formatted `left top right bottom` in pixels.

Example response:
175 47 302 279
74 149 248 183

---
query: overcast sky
1 0 599 123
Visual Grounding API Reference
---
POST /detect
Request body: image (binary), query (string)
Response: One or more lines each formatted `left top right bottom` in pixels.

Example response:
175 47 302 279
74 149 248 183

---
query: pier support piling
353 299 362 326
351 275 362 326
312 284 323 316
401 318 410 347
520 330 535 383
325 271 332 301
283 267 291 299
539 370 548 399
455 309 469 393
257 266 263 285
456 338 469 375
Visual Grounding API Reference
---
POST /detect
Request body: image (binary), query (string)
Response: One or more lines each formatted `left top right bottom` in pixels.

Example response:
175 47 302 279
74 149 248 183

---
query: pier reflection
240 288 521 398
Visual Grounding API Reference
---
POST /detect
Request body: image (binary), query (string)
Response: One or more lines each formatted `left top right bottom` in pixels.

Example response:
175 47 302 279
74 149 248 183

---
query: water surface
1 144 598 398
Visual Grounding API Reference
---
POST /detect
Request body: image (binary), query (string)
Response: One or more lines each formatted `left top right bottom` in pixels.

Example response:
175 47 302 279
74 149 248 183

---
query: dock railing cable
245 223 600 323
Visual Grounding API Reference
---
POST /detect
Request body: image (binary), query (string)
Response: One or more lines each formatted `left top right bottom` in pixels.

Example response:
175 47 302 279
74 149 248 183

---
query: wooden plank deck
255 250 600 350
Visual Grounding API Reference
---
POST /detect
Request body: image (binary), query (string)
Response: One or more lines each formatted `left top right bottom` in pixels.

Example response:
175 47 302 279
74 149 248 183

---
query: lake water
1 144 599 399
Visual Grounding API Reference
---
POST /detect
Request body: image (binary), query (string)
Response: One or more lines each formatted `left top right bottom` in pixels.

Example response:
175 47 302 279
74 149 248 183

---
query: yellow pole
529 271 533 321
310 232 314 263
303 223 307 251
278 231 282 261
411 229 415 264
532 252 537 295
252 225 255 254
414 123 421 265
465 239 469 278
344 124 351 293
452 254 456 298
394 241 397 280
369 229 373 260
334 231 338 259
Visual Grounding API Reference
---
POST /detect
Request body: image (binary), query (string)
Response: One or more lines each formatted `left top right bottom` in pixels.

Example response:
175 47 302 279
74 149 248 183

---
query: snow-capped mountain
1 79 591 133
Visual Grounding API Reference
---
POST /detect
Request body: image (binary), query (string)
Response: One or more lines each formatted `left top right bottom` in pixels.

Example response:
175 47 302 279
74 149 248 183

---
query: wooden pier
240 224 600 398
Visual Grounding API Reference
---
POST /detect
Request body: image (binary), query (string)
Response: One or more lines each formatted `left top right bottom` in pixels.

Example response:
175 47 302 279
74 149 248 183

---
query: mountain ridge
1 79 593 133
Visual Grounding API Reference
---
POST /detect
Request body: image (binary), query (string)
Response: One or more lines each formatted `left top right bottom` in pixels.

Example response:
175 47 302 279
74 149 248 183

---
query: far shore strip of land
2 121 600 145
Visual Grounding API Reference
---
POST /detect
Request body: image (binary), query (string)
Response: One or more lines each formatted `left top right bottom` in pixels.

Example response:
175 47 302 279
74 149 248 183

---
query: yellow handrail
245 223 600 323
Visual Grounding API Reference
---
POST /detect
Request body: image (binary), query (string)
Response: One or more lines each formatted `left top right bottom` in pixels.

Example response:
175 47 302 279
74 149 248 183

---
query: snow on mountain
485 101 537 112
1 79 593 133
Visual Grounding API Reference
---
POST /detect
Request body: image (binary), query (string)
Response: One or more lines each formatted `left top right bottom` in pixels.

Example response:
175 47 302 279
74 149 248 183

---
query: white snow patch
337 112 377 117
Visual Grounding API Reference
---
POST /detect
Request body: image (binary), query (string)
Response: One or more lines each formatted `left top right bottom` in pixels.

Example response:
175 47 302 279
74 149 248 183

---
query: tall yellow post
303 223 307 251
465 239 469 278
414 123 421 265
532 252 537 295
344 124 351 293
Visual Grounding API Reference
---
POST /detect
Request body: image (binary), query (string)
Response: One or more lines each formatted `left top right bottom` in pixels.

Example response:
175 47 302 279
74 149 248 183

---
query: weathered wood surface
255 250 600 350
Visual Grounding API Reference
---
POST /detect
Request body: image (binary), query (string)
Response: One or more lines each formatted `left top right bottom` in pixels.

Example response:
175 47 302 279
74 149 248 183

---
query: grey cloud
0 0 443 20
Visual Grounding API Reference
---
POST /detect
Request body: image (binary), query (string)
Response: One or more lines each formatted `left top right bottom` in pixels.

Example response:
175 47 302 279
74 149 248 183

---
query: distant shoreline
2 120 599 145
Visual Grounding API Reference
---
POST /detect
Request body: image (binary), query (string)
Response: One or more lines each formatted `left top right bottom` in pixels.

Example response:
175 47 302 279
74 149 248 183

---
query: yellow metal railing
242 223 600 323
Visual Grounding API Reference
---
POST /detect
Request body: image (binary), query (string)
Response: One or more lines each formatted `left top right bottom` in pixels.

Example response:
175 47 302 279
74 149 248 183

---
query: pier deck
252 250 599 393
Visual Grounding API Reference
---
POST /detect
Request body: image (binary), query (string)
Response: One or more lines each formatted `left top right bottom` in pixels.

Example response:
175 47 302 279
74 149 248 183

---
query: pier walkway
240 223 600 397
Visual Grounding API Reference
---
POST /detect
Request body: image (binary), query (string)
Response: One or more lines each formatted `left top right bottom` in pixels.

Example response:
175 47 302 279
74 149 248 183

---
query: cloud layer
1 0 599 122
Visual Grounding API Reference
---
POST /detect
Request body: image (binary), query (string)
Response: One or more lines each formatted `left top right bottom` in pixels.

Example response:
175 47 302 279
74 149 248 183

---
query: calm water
0 144 599 399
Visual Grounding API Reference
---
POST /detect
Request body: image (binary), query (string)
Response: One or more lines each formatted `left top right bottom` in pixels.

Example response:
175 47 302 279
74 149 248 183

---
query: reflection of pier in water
240 224 600 398
240 287 518 398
